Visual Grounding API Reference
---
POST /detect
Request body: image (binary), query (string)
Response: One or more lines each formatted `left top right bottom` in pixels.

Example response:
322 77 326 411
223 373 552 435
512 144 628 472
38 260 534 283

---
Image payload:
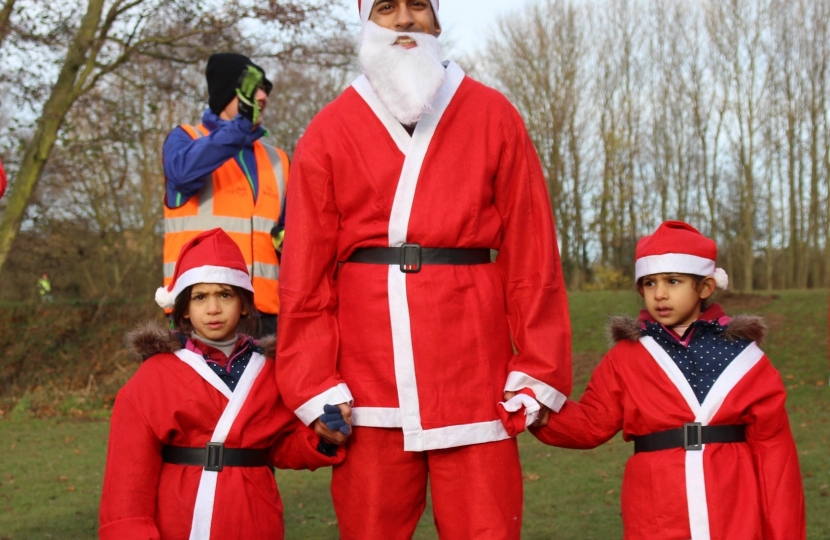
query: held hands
235 65 264 124
313 403 353 445
503 391 551 428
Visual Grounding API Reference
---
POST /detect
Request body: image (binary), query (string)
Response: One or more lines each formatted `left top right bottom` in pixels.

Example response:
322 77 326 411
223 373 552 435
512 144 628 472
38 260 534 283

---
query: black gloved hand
321 404 351 435
235 65 264 123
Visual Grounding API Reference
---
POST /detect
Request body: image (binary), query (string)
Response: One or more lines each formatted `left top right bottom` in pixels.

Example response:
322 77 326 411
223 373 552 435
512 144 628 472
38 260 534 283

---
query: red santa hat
155 228 254 309
358 0 440 27
635 221 729 289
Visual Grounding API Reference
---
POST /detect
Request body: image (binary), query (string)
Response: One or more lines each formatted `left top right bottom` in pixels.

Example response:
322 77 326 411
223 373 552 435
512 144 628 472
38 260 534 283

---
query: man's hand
235 65 264 124
504 391 550 428
313 403 353 445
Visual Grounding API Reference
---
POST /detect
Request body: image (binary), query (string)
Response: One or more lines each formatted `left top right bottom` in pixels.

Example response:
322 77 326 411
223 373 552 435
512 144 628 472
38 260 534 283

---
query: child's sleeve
99 389 163 540
267 400 345 470
745 361 806 540
530 352 624 449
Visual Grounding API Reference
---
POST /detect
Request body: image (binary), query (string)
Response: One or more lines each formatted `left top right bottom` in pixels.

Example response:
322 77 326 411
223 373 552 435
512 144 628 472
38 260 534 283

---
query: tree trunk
0 0 106 271
0 0 15 47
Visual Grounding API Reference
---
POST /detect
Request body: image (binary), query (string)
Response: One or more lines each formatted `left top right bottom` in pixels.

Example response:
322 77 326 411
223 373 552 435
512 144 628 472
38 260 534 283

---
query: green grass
1 291 827 539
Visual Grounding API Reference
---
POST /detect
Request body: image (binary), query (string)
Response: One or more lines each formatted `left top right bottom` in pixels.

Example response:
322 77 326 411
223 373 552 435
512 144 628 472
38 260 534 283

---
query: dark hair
636 273 715 311
171 284 259 336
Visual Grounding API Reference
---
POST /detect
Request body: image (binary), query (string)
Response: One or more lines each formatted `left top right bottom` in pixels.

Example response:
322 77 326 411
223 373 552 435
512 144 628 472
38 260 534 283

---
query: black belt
162 443 271 472
347 244 491 273
633 423 746 453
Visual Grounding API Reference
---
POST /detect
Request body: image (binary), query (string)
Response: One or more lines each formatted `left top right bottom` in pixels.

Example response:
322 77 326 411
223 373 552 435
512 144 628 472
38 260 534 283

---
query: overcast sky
436 0 533 56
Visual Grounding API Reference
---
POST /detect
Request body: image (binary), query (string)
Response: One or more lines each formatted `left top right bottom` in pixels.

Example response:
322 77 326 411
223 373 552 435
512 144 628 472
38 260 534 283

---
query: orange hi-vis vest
163 124 288 315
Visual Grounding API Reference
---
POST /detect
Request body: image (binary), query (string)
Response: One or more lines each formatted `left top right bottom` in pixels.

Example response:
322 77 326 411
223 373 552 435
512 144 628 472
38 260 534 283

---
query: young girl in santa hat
531 221 805 540
99 228 350 540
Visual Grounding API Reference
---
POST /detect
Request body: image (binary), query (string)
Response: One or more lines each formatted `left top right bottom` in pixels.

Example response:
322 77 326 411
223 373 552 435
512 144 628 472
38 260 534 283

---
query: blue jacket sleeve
162 116 257 208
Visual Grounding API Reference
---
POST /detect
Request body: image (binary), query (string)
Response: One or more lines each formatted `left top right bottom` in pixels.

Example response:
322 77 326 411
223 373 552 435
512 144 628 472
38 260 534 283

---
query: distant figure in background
162 53 289 337
0 157 7 199
37 272 52 302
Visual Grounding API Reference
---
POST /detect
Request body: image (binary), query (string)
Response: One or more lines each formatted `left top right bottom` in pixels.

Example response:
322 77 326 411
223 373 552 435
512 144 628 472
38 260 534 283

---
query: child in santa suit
530 221 805 540
99 228 349 540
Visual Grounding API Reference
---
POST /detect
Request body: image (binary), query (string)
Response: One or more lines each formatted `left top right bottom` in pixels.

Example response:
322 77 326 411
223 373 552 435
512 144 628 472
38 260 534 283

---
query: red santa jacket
532 312 805 540
277 61 572 451
99 322 344 540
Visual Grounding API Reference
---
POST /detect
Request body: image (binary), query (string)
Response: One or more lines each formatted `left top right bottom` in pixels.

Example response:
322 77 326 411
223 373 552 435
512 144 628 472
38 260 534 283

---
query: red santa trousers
332 427 523 540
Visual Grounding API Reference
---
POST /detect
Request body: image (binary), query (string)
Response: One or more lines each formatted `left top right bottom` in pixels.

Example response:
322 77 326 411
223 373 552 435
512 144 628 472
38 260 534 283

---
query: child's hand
313 403 353 445
532 404 551 427
322 404 351 435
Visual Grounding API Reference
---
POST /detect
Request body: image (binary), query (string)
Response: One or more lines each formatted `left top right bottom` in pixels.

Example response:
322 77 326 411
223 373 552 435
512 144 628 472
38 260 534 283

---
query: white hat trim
360 0 372 24
155 265 254 309
635 254 715 282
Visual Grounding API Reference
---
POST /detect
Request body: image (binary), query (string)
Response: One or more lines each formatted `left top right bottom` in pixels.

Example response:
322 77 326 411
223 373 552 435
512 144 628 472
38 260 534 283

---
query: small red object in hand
497 388 539 437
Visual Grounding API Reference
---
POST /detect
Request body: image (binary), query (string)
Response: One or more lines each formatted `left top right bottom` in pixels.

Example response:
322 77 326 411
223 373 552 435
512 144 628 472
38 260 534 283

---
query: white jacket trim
174 348 233 400
174 349 266 540
640 337 764 540
352 75 411 155
380 62 467 452
352 407 403 428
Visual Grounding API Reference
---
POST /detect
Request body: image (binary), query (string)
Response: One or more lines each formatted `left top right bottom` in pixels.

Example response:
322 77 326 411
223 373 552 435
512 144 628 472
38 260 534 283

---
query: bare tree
706 0 773 291
0 0 350 274
484 0 590 286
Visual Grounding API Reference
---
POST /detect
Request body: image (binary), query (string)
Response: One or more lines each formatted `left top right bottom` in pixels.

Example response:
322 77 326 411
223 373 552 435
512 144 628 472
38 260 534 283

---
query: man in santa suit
276 1 572 538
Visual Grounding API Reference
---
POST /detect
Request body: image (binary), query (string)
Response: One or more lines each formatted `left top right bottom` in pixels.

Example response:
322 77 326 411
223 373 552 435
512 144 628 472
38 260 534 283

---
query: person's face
369 0 440 44
184 283 245 341
220 87 268 123
638 273 714 327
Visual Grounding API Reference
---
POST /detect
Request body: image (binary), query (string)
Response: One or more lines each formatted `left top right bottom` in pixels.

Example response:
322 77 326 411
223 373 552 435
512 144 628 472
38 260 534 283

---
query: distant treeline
1 0 828 300
484 0 830 291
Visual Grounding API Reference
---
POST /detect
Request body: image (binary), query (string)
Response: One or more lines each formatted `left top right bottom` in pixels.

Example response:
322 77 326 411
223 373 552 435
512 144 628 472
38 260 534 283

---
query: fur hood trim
721 315 767 343
258 335 276 359
125 319 182 360
607 313 767 345
607 316 642 345
125 319 279 361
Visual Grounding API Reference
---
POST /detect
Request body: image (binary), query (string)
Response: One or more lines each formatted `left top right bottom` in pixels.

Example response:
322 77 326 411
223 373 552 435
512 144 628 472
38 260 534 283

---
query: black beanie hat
206 53 273 115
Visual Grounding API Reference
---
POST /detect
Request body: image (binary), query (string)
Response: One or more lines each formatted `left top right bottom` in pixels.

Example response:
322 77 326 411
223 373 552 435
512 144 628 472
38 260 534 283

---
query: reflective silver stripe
262 145 286 208
252 216 277 234
252 262 280 280
165 215 252 235
164 262 176 279
185 126 215 216
197 170 214 216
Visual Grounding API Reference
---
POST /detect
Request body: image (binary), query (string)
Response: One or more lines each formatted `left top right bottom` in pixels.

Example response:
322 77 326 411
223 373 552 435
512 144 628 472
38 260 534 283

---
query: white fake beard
358 21 446 126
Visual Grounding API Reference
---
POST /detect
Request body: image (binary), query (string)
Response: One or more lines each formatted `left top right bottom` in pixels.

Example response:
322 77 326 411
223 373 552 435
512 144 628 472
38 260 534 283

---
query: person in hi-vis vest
162 53 288 337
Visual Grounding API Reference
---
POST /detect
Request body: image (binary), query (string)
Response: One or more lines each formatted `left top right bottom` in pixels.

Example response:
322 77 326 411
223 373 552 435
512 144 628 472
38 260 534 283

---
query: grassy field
0 290 828 539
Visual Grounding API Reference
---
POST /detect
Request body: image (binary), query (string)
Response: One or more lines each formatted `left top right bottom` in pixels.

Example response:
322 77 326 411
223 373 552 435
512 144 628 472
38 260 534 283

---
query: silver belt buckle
683 422 703 451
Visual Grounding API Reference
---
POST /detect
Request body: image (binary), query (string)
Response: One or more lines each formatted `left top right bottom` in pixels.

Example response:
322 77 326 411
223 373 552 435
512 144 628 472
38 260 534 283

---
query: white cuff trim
294 383 354 426
504 371 567 412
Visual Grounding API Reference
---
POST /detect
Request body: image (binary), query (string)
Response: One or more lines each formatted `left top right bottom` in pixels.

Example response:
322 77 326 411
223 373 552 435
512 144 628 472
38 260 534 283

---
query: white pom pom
155 286 176 309
713 268 729 290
